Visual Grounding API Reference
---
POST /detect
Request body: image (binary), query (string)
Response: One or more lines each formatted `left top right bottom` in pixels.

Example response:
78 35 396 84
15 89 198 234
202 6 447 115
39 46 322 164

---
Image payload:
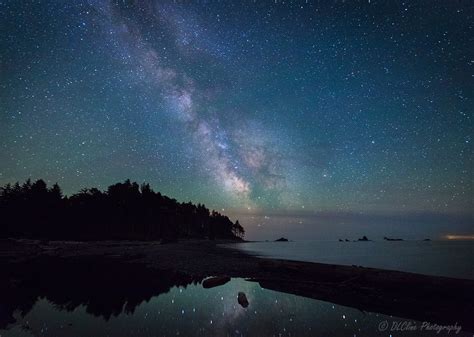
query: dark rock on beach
238 292 249 308
202 276 231 289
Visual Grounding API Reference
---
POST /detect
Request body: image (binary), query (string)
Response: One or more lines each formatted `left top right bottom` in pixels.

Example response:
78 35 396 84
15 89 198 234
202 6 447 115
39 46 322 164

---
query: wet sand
1 239 473 331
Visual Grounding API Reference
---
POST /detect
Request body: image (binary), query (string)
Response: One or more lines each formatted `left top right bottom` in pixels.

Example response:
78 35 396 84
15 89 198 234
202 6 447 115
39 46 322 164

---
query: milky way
98 3 246 203
0 1 472 239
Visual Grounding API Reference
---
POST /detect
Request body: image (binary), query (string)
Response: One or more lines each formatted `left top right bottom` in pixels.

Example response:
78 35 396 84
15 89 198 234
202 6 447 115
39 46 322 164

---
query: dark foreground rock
238 292 249 308
202 276 231 288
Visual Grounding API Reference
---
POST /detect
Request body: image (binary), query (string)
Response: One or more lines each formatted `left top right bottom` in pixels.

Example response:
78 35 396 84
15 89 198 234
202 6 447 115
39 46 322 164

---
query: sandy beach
1 239 473 332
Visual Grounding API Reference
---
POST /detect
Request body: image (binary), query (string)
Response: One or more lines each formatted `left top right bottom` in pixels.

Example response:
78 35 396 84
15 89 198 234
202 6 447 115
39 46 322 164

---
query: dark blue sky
1 1 472 239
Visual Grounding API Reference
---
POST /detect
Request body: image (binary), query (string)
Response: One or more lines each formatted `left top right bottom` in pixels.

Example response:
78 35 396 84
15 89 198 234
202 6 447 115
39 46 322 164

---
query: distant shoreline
1 238 473 332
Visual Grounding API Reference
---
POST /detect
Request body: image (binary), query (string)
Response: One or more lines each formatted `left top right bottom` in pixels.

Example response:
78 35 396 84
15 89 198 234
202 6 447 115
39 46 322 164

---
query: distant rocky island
338 236 371 242
275 237 289 242
0 179 244 241
384 236 403 241
337 236 432 242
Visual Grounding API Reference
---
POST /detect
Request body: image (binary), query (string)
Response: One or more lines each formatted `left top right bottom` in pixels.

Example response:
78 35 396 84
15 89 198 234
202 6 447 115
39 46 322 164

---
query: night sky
1 1 472 239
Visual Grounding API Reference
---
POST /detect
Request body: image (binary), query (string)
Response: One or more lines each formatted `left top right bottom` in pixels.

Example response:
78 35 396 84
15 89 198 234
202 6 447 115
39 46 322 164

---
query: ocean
229 240 474 280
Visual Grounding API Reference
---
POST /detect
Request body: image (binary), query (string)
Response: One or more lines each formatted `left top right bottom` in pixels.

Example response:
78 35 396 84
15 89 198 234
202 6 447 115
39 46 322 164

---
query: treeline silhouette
0 179 245 241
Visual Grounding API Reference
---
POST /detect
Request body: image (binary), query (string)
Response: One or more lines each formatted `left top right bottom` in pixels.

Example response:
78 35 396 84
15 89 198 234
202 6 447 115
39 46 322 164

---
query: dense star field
0 1 472 239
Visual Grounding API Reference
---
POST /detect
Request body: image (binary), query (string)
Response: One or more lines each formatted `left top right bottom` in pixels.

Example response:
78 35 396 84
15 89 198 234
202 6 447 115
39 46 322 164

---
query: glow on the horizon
445 235 474 240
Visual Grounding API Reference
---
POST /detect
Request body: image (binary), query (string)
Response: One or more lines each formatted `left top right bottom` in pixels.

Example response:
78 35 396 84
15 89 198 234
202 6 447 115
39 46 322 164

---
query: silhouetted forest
0 179 245 240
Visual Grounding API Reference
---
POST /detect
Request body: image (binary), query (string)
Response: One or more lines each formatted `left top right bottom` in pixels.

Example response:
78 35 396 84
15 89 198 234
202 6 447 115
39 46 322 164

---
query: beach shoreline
1 238 473 332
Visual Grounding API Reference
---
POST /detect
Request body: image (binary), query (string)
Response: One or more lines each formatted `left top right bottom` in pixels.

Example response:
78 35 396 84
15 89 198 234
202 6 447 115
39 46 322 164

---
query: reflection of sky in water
2 278 469 337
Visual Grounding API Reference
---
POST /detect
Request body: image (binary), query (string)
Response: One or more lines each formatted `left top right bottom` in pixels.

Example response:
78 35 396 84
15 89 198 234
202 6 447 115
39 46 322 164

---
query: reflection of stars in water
6 280 435 336
129 279 443 336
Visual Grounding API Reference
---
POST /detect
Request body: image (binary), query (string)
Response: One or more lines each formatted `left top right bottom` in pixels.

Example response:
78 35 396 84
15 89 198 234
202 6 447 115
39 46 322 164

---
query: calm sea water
229 240 474 280
1 278 468 337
